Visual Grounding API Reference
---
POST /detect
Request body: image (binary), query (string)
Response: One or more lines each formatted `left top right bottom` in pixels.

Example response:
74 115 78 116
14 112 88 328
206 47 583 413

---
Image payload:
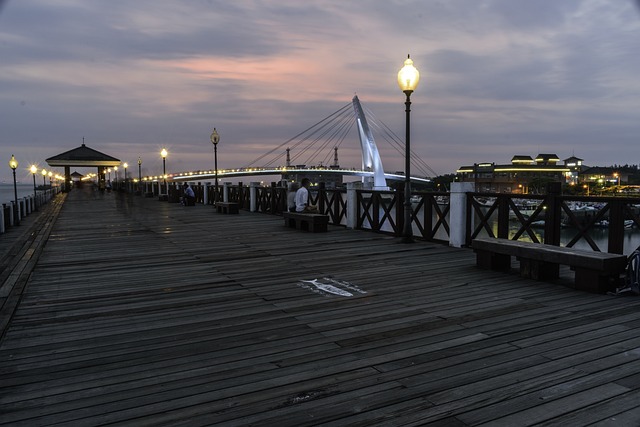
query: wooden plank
2 188 640 426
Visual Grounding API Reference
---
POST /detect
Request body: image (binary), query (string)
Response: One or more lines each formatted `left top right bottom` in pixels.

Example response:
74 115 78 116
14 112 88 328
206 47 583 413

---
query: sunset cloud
1 0 639 182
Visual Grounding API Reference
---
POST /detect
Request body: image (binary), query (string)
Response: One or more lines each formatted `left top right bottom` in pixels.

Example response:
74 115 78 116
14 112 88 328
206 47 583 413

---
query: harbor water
0 183 40 206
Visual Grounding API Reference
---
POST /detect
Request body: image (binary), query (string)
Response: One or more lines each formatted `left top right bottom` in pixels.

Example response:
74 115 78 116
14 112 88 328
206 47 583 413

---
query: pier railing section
150 181 452 242
141 180 639 254
465 184 640 255
1 187 62 235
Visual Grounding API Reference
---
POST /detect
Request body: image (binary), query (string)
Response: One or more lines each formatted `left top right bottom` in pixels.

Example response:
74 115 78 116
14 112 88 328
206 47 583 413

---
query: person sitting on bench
182 183 196 206
287 182 299 212
295 178 318 213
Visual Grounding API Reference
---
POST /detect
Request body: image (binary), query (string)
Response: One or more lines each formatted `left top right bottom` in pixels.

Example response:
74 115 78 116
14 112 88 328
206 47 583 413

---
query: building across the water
456 154 571 194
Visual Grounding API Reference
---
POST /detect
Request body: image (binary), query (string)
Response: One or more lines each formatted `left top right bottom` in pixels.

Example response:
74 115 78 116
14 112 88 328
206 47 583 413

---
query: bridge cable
244 102 352 168
363 106 438 177
263 105 353 167
288 106 353 166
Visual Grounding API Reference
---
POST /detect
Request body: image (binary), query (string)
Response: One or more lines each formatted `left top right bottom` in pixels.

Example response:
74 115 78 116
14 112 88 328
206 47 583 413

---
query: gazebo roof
70 171 84 178
46 143 121 167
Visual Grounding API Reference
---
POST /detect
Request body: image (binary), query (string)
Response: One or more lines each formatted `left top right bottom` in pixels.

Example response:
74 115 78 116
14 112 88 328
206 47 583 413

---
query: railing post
250 182 259 212
423 194 433 240
543 182 562 246
223 182 230 203
346 181 360 229
237 182 244 207
497 195 509 239
9 201 15 226
203 183 210 205
318 182 326 214
0 204 5 234
270 182 277 213
608 199 625 254
449 182 475 247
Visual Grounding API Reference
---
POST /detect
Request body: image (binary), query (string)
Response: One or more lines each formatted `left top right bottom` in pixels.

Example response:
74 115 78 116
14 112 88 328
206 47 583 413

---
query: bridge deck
2 187 640 426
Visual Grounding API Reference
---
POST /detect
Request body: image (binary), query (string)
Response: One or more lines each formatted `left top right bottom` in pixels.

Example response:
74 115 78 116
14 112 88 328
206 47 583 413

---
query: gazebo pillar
64 166 71 192
98 166 106 191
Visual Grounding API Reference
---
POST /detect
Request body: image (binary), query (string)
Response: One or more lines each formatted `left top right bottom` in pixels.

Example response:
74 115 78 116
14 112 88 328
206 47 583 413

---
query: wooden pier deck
2 187 640 426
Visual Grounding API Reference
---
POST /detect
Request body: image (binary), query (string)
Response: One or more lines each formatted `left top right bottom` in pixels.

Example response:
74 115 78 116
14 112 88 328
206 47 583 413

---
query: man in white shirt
182 183 196 206
295 178 318 213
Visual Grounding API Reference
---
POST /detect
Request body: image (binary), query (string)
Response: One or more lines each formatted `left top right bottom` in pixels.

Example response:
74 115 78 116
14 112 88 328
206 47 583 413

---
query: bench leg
309 222 326 232
476 250 510 271
519 259 559 280
574 268 616 293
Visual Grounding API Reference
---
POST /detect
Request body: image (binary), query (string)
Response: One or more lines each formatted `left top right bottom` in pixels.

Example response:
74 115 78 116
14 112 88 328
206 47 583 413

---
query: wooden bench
215 202 239 214
472 237 627 293
283 212 329 233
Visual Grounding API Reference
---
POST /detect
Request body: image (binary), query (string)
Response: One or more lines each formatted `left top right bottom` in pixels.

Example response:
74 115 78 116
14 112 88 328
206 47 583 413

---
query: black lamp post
138 157 142 193
10 155 19 226
107 168 111 185
397 54 420 243
210 128 220 202
161 148 168 192
30 165 38 211
114 166 119 190
48 171 52 188
41 168 47 187
123 162 128 191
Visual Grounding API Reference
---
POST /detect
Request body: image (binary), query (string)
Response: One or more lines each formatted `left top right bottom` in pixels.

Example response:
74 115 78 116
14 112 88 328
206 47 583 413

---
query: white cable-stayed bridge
166 96 435 186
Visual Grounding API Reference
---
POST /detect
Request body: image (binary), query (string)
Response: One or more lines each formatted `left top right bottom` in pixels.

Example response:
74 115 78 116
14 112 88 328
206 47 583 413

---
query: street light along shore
210 128 220 202
397 54 420 243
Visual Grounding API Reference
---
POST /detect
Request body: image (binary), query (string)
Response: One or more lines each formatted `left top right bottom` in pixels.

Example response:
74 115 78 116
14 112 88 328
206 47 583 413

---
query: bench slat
471 238 627 293
472 238 626 271
283 212 329 232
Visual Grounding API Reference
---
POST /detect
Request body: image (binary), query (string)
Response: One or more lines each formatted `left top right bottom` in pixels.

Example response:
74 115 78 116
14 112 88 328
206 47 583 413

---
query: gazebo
46 142 120 192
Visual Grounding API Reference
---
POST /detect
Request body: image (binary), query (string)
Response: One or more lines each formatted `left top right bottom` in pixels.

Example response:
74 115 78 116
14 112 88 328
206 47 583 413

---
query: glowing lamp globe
397 54 420 94
9 155 18 170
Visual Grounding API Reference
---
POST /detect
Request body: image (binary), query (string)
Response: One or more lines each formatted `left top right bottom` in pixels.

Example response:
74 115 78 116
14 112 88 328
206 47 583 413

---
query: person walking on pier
295 178 318 213
182 183 196 206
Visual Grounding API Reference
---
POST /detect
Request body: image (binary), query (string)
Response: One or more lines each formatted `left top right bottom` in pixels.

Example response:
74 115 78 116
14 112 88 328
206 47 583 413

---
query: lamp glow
397 55 420 93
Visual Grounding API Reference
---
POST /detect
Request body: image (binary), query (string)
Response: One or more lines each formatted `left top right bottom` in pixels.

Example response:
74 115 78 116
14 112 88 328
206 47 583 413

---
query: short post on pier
0 204 5 234
223 182 230 203
250 182 259 212
346 181 361 229
449 181 475 248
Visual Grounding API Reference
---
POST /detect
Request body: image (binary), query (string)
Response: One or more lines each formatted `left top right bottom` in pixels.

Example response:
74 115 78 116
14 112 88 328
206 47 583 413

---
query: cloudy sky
1 0 639 183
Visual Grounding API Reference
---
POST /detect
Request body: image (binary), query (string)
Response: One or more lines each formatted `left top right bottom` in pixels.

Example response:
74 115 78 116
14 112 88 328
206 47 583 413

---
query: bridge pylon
353 95 388 190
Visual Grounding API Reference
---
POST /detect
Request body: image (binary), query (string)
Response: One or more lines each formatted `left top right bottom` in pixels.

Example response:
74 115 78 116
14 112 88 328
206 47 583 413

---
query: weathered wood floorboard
1 186 640 426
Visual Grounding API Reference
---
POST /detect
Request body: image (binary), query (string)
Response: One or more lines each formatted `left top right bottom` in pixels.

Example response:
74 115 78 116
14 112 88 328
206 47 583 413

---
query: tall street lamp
30 165 38 211
41 168 47 187
48 171 52 188
123 162 128 191
9 155 19 226
138 157 142 193
161 148 168 190
210 128 220 202
397 54 420 243
107 168 111 185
